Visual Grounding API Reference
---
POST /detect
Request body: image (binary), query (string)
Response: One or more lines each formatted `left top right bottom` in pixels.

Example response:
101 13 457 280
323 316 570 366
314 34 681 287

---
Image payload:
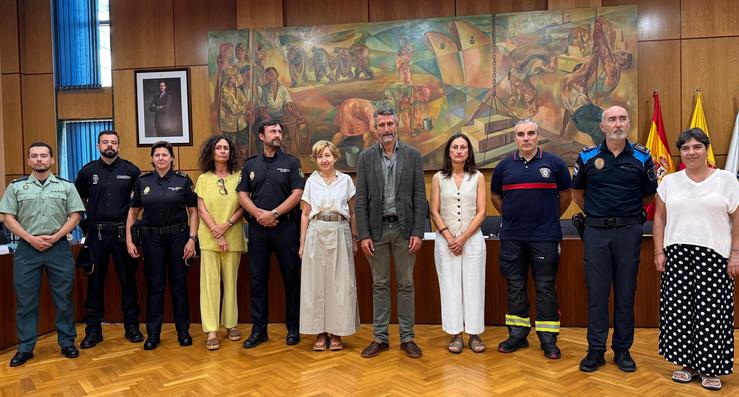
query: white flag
725 111 739 177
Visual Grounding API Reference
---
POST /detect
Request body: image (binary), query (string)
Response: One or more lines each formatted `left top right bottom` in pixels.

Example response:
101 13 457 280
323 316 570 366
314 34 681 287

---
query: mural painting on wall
208 6 636 171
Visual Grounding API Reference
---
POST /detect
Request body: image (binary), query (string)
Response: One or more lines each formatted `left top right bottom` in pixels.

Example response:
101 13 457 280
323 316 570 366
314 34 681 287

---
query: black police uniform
572 140 657 353
130 169 197 338
236 150 305 336
75 157 141 339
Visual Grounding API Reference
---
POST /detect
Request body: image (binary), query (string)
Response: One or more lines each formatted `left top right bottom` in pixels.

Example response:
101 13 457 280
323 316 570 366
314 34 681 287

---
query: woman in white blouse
653 128 739 391
430 133 487 354
298 140 359 351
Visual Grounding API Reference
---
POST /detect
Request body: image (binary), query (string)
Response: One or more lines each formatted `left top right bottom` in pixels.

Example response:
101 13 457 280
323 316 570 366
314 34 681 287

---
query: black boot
498 326 529 353
537 331 561 359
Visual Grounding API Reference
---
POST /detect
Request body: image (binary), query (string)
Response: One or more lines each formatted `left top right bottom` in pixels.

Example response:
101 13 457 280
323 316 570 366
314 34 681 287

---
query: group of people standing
1 106 736 391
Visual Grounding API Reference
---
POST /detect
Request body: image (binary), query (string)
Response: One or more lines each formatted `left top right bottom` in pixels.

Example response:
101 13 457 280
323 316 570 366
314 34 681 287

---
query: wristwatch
189 235 198 242
272 209 279 218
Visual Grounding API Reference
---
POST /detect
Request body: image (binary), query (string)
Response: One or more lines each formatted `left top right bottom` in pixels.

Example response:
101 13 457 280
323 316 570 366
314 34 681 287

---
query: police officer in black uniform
126 141 199 350
572 106 657 373
75 130 144 348
237 120 305 348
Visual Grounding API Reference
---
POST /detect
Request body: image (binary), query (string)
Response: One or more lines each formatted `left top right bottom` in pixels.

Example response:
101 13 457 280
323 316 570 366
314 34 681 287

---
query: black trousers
499 240 560 337
141 227 190 335
84 227 140 334
248 219 301 333
583 224 643 352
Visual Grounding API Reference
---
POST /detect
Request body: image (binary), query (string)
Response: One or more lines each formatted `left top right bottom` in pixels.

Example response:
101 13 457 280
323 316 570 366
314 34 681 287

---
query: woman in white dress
430 133 487 353
299 140 360 351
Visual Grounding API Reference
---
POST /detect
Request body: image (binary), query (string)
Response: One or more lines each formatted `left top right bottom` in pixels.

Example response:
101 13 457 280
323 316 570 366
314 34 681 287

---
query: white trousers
434 231 486 335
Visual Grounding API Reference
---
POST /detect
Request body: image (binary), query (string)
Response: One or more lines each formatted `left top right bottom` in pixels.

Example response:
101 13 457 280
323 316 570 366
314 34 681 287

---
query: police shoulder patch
632 143 650 154
581 145 598 152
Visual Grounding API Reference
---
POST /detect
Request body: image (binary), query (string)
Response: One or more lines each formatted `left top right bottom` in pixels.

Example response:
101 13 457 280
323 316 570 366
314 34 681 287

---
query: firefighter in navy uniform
490 119 572 360
237 120 305 348
572 106 657 373
126 141 199 350
75 130 144 348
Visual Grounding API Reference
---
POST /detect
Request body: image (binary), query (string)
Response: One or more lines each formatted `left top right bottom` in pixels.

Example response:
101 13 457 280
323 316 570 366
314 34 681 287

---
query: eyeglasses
217 178 227 195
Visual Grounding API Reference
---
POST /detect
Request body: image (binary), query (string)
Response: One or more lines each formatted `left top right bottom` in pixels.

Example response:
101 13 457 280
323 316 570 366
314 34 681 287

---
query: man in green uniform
0 142 85 367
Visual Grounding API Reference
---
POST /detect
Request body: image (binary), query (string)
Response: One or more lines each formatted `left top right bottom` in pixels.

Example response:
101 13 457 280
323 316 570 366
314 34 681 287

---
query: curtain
60 120 112 180
53 0 101 89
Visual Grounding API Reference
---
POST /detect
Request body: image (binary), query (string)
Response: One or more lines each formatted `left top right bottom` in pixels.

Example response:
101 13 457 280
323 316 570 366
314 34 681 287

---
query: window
98 0 111 87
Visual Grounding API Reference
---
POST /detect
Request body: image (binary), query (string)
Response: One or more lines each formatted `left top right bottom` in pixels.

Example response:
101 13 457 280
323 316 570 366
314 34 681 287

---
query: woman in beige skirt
299 140 360 351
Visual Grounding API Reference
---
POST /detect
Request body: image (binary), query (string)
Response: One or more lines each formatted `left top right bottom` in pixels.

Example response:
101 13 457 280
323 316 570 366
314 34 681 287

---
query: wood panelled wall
1 0 739 191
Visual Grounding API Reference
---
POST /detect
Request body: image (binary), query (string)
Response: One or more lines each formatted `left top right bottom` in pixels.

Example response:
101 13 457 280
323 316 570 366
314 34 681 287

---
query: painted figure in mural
312 47 334 83
219 69 252 157
383 83 431 137
506 43 557 117
396 37 414 85
333 47 353 81
332 98 386 149
560 17 633 144
260 67 306 153
216 43 235 96
349 43 373 80
287 44 309 87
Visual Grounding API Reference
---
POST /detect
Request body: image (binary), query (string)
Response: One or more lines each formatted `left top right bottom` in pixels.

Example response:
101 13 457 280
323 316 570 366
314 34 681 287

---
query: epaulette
175 171 189 178
56 176 71 183
140 171 154 177
581 145 598 152
632 143 650 154
11 176 29 184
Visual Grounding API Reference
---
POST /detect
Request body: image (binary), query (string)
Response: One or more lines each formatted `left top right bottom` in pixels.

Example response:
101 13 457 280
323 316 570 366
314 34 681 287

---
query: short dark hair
265 66 278 75
150 140 175 157
159 81 167 86
28 142 53 157
258 119 283 135
440 133 476 177
676 127 711 150
98 130 119 143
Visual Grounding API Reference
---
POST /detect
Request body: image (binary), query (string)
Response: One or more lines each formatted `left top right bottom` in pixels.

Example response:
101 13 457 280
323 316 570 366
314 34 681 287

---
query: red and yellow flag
680 90 716 169
645 91 674 183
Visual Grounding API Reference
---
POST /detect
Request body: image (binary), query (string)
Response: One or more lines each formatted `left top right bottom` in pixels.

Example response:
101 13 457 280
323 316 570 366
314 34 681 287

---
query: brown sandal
469 335 486 353
227 327 241 341
329 335 343 351
447 334 464 354
206 333 220 351
313 333 328 351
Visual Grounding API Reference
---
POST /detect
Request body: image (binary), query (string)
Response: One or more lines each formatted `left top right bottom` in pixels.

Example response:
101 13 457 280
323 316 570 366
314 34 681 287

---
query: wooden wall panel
176 66 209 170
603 0 680 41
0 0 20 74
0 51 4 195
112 70 155 169
56 88 113 120
368 0 455 22
21 74 56 173
110 0 176 70
285 0 369 27
173 0 237 66
236 0 283 29
548 0 602 9
681 0 739 39
2 75 23 175
18 0 53 74
455 0 547 15
681 37 739 157
637 41 681 146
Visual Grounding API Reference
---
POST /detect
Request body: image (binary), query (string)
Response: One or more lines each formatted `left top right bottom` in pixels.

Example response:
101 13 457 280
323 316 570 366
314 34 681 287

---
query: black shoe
541 342 561 359
143 336 160 350
9 351 33 367
579 350 606 372
614 350 637 372
80 333 103 349
286 330 300 346
243 332 268 349
125 328 145 343
61 345 79 358
178 330 192 347
497 336 529 353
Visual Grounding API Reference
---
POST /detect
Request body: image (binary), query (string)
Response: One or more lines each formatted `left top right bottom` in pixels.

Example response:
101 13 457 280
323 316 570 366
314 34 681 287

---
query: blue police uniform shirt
75 157 140 222
572 140 658 218
130 169 197 227
491 148 572 241
236 150 305 220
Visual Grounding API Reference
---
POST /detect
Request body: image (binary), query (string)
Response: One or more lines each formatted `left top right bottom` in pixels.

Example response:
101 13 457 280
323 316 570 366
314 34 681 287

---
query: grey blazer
355 142 427 241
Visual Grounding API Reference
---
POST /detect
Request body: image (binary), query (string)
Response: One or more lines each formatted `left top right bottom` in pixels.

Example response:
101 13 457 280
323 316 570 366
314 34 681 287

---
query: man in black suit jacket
355 108 427 359
149 81 173 136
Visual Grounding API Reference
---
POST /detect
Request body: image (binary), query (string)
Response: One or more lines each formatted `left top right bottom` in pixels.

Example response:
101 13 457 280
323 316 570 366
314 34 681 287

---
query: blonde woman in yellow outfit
195 135 246 350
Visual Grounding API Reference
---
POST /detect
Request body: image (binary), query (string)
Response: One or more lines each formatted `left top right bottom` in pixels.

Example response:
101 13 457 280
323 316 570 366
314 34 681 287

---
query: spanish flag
644 91 673 219
682 90 717 168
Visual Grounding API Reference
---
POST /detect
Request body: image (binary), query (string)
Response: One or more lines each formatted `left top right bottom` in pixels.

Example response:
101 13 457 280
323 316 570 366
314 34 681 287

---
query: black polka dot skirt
658 244 734 376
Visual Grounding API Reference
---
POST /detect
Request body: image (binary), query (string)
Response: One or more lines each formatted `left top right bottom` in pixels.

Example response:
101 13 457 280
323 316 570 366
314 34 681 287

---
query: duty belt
92 222 123 231
141 223 187 234
585 216 641 228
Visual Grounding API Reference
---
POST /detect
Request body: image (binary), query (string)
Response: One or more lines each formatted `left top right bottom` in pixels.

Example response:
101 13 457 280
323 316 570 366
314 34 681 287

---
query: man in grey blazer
355 108 428 358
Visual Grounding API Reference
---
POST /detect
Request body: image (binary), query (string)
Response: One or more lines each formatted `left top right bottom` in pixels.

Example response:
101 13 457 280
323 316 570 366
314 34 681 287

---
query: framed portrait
135 69 192 146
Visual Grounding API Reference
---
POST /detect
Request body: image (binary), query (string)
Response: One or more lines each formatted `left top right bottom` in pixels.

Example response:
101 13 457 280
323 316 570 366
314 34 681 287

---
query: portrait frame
134 68 192 146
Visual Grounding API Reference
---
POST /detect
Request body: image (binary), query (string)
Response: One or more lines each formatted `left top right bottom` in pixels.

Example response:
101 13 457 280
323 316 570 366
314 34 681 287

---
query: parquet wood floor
0 324 736 396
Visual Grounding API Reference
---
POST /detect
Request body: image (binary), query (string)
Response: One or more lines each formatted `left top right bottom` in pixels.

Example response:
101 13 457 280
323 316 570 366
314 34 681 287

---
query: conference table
2 237 732 350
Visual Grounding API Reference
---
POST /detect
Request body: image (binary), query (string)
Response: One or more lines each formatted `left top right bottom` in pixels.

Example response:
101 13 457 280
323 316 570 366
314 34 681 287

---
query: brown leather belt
313 212 347 222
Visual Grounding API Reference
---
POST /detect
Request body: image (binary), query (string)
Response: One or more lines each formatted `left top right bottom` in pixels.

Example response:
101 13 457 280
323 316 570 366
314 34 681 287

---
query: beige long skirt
299 219 360 336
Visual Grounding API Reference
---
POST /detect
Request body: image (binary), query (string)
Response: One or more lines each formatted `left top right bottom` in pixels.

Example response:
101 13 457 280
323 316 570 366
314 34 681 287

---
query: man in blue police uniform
0 142 85 367
490 118 572 360
75 130 143 348
237 120 305 348
572 106 657 373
